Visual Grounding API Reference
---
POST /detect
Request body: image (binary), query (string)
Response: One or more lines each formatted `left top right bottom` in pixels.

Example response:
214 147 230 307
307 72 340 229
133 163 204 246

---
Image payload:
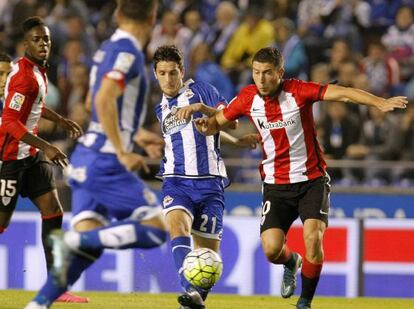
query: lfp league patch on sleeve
9 92 25 111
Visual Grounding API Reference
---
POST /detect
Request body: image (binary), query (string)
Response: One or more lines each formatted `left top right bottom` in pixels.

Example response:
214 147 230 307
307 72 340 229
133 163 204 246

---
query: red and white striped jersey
0 57 47 161
223 79 328 184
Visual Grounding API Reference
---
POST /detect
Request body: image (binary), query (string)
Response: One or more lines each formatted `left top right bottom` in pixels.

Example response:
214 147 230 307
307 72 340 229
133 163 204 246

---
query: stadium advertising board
1 213 413 298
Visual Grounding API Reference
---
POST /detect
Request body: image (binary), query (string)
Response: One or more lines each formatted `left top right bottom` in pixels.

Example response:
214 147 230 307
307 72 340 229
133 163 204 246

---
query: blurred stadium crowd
1 0 414 187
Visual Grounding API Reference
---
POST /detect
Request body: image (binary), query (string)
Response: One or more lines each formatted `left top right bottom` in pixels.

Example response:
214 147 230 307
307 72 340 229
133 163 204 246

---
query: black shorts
260 176 331 234
0 151 56 212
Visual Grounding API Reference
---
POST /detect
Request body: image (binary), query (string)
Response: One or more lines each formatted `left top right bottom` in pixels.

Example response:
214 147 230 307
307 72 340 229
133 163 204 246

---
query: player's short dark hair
252 47 284 69
117 0 158 21
153 45 184 70
22 16 46 34
0 52 11 63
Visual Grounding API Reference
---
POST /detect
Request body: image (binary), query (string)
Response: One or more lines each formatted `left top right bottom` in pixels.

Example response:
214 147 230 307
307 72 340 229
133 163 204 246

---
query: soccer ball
182 248 223 289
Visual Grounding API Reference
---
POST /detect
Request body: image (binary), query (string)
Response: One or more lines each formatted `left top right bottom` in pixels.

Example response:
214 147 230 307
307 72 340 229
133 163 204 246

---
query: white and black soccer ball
182 248 223 289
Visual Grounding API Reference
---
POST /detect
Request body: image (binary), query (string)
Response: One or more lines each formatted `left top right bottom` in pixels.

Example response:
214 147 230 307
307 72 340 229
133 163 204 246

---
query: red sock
273 245 292 264
301 257 323 301
302 256 323 278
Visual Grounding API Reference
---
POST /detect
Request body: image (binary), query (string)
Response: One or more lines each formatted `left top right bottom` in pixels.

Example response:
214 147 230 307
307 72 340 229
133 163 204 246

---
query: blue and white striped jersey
79 29 148 154
155 79 228 179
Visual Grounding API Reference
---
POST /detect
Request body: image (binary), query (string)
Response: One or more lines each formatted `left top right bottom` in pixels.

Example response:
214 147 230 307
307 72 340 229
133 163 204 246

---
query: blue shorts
162 177 225 240
67 145 162 227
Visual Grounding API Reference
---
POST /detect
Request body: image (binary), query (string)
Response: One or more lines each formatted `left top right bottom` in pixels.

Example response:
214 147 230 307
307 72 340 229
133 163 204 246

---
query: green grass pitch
1 290 413 309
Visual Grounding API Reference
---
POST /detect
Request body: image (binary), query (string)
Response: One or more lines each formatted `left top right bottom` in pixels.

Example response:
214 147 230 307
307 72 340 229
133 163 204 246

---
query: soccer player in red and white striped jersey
183 47 407 309
0 16 87 303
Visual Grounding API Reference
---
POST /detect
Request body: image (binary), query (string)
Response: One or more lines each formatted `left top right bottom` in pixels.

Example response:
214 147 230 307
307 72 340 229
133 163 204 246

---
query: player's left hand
175 104 200 121
235 133 260 149
60 118 84 139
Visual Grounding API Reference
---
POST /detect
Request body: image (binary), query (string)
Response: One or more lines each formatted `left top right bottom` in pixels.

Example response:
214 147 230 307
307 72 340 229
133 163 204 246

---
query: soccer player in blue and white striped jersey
153 45 258 309
25 1 168 308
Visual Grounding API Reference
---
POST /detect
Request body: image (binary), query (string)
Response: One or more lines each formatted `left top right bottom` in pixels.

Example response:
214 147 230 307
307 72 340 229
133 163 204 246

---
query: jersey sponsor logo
257 118 297 130
9 92 25 111
162 106 192 135
113 52 135 74
163 195 174 207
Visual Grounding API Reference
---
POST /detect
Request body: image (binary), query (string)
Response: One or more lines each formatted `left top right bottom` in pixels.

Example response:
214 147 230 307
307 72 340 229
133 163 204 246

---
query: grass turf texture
1 290 414 309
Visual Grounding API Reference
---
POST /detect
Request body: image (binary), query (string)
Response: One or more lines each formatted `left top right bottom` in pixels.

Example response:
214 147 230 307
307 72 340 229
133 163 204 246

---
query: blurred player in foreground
179 47 407 309
0 18 86 303
153 45 258 309
25 1 168 308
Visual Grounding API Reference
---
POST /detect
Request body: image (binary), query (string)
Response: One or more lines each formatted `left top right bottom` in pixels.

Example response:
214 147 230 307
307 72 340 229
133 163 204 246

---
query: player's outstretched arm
41 106 83 139
194 110 231 135
176 103 238 129
324 84 408 112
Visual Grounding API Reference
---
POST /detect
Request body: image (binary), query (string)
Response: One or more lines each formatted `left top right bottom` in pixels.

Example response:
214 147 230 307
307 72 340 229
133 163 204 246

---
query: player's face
24 25 51 62
0 60 12 98
154 61 184 97
252 61 284 96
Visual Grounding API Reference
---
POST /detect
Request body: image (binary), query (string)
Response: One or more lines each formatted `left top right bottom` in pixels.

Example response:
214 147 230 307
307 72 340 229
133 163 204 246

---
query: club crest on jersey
183 89 195 99
163 195 174 207
162 106 192 135
2 197 11 206
9 92 25 111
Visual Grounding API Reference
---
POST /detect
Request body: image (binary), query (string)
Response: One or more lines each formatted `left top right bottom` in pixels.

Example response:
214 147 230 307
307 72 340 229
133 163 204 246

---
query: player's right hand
44 144 68 168
117 151 150 173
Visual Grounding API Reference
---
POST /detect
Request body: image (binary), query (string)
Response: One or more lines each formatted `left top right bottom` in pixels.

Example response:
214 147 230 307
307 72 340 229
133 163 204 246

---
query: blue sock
75 220 167 250
171 236 192 291
33 249 102 305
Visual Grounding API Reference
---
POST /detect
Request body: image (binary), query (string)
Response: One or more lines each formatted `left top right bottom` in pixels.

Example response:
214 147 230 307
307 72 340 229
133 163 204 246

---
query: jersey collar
111 28 142 51
22 56 48 73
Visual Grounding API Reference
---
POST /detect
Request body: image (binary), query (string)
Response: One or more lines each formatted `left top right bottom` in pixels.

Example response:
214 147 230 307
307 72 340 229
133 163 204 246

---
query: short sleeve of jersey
2 70 35 139
292 79 328 104
194 81 227 109
222 87 251 121
101 43 141 90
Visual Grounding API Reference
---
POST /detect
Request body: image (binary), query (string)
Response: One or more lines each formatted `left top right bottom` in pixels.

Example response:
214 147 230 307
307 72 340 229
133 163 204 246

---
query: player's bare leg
32 191 90 303
261 228 302 299
297 219 326 309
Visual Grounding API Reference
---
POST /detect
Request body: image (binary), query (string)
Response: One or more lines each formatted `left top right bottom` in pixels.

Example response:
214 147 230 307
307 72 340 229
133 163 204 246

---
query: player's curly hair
22 16 45 34
253 47 284 69
153 45 184 71
117 0 158 21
